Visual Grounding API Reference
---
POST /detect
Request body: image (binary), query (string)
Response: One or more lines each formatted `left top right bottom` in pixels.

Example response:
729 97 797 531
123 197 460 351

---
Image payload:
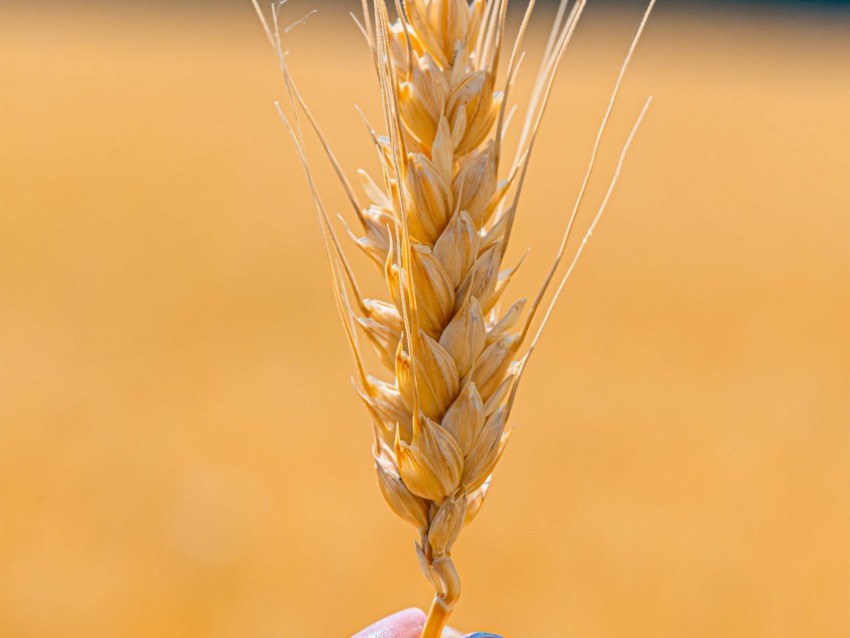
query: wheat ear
254 1 655 636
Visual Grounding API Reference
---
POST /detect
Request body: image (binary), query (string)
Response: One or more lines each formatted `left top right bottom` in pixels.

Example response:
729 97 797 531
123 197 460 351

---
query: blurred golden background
1 1 849 637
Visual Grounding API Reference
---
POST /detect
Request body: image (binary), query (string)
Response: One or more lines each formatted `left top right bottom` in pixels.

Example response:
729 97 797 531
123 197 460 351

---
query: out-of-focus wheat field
1 1 849 637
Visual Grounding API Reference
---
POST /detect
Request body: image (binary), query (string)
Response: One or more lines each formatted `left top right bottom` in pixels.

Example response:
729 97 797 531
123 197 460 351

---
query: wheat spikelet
254 1 655 635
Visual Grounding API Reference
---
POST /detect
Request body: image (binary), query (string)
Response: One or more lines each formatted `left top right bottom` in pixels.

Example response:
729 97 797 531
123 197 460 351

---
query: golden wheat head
254 1 655 635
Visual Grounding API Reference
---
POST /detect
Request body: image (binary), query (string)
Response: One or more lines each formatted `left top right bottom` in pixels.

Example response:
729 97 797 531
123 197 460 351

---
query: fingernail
465 634 503 638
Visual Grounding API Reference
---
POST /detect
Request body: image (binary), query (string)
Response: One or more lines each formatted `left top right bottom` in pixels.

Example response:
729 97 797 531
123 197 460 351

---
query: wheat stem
422 597 452 638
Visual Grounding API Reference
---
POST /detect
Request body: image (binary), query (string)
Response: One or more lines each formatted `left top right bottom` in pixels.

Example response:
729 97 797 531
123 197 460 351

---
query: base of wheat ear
254 0 654 635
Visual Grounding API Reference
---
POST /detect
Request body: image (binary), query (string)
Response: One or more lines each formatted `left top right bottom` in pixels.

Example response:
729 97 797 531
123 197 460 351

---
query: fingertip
351 608 426 638
394 607 427 623
388 607 426 633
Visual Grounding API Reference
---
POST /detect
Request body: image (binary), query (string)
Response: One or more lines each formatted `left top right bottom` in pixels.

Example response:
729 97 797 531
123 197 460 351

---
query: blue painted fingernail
466 634 503 638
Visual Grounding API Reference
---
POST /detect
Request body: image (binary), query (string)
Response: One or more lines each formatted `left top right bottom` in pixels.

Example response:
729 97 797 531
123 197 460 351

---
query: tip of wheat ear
255 0 655 635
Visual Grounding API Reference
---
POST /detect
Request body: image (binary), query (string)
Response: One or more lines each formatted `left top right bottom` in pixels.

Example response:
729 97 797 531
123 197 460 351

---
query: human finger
351 608 426 638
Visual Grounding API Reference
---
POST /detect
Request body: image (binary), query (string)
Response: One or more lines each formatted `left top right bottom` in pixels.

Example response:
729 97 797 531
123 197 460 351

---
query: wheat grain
254 1 655 635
